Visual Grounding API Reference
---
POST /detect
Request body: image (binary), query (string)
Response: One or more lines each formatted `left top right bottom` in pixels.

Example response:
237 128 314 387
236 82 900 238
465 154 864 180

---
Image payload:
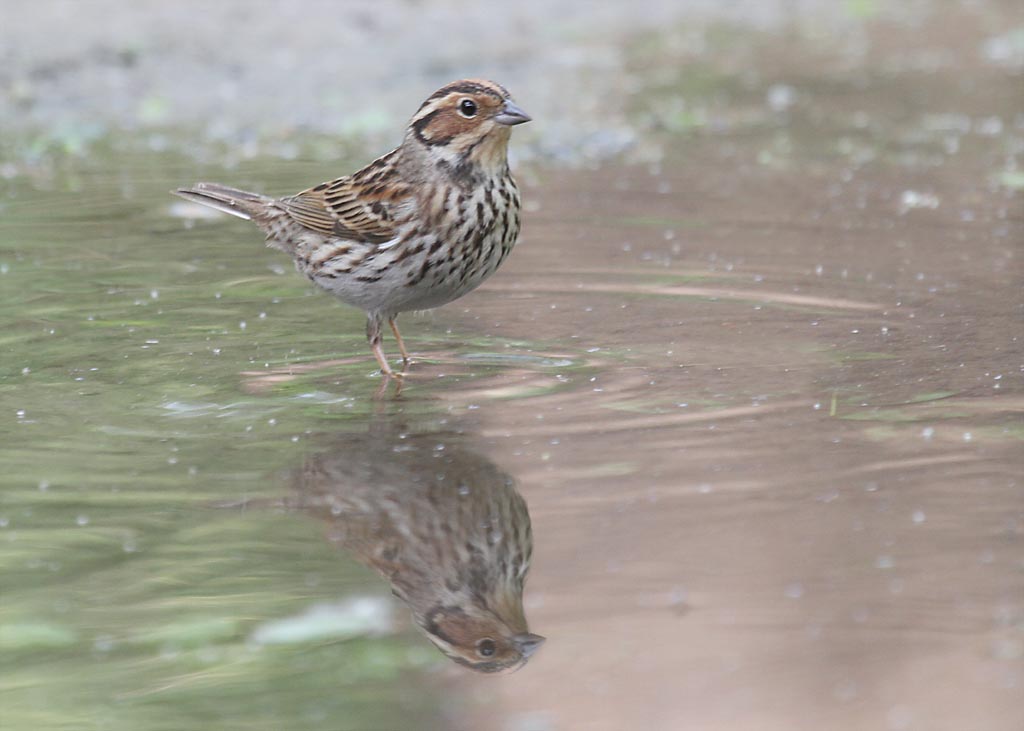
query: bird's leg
389 316 411 364
366 316 397 377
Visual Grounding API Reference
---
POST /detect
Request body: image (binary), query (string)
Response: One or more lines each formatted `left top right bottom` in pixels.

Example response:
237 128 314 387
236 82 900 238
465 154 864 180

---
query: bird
288 426 544 673
174 79 530 377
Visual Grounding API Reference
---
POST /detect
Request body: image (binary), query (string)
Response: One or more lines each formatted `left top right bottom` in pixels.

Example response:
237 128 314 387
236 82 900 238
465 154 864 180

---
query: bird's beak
494 100 532 126
513 632 546 658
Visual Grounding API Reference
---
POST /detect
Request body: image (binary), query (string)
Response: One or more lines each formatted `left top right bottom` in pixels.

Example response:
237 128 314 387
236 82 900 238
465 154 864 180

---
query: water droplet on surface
93 635 115 653
886 704 914 730
784 582 804 599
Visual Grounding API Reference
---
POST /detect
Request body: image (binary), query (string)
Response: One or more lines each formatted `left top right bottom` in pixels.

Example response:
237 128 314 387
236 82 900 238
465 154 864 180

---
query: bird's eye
458 98 478 118
476 638 497 657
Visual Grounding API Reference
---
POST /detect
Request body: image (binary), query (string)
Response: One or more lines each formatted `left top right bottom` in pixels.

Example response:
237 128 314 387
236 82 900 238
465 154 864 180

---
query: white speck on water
76 515 89 526
21 367 30 375
766 83 796 112
93 635 115 653
876 555 894 569
0 516 8 528
16 409 26 419
850 329 860 334
150 289 159 299
698 483 713 494
815 264 824 275
962 432 973 442
267 418 277 426
212 348 221 355
886 704 914 730
239 321 246 330
214 292 222 299
259 312 267 319
912 510 926 524
813 402 822 410
38 480 49 491
145 339 159 345
167 457 178 465
975 116 1003 136
921 426 935 440
899 190 940 214
291 435 300 442
784 582 804 599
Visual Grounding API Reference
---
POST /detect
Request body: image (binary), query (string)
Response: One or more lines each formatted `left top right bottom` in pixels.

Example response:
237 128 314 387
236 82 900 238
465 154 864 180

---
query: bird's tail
172 182 273 221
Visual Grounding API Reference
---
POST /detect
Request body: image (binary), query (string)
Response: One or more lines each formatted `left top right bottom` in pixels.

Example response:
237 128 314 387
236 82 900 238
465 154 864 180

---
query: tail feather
172 182 272 221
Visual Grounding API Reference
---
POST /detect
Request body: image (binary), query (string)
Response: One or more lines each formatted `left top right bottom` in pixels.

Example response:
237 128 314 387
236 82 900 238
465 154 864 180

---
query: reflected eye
458 98 478 118
476 638 496 657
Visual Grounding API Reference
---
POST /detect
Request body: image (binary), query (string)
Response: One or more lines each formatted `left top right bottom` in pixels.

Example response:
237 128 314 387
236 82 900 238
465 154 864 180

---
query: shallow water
2 3 1023 731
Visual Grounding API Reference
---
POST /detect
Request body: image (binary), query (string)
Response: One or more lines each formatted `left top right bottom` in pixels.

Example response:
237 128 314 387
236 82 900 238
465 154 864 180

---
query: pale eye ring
458 98 478 118
476 638 496 657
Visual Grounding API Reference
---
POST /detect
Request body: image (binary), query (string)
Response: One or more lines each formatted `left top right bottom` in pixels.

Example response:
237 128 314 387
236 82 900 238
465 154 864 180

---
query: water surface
2 3 1022 730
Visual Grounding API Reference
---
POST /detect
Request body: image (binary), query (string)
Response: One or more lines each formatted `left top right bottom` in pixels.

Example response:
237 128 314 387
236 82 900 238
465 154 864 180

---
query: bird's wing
280 151 410 245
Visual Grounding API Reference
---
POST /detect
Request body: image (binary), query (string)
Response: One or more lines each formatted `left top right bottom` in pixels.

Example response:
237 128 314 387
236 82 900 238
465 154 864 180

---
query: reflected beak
494 100 532 126
513 632 546 658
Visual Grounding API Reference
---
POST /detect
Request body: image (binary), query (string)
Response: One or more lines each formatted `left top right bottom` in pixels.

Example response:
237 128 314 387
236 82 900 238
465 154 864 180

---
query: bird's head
422 602 545 673
406 79 530 177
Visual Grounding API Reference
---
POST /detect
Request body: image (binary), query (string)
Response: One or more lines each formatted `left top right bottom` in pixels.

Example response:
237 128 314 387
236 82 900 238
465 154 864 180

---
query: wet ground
2 2 1023 731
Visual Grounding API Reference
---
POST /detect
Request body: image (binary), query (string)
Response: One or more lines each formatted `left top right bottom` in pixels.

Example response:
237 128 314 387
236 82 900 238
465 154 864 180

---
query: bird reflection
288 427 543 672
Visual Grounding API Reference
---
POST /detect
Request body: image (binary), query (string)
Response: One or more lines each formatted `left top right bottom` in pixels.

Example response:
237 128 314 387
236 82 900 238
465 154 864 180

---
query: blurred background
1 1 1022 730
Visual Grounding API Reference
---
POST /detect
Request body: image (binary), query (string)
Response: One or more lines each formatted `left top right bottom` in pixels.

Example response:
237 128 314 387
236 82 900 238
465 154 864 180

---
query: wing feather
280 150 409 245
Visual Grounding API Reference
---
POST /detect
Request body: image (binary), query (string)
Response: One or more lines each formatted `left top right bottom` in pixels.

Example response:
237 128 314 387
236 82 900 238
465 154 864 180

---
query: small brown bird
290 428 544 672
174 79 530 376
